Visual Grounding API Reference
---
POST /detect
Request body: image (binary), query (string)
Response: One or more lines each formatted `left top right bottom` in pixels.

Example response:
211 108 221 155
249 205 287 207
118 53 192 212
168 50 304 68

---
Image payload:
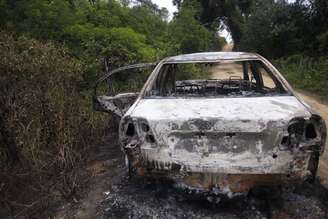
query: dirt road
222 43 234 52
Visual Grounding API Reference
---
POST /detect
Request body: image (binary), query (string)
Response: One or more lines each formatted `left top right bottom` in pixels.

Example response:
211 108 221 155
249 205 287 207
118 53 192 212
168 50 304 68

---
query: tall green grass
275 55 328 97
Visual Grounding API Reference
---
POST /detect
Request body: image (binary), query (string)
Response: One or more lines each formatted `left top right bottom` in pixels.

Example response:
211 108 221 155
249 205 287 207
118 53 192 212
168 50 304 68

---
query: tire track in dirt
222 44 234 52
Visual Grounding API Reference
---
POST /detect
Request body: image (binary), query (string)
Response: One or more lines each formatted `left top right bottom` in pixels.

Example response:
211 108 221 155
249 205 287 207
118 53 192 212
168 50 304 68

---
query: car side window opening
146 60 287 98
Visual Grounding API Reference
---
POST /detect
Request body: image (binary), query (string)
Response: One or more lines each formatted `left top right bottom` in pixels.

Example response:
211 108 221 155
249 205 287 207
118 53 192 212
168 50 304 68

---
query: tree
168 7 223 54
174 0 253 47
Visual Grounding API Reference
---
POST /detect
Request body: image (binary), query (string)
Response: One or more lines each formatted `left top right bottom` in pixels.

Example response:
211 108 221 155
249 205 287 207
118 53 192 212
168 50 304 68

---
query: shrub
275 55 328 97
0 31 106 217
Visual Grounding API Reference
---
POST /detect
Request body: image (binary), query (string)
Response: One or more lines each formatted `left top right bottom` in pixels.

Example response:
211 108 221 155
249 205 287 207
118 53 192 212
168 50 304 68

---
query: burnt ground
55 132 328 219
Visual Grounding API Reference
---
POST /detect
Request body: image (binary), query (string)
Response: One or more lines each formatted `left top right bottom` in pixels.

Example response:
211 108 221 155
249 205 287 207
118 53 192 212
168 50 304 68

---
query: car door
93 63 157 117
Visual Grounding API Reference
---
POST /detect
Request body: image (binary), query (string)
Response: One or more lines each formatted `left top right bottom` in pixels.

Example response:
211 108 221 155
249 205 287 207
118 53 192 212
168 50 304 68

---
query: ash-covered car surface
94 52 327 198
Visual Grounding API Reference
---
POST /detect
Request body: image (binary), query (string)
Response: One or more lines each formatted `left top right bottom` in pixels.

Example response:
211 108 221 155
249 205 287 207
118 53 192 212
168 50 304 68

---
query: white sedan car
94 52 326 198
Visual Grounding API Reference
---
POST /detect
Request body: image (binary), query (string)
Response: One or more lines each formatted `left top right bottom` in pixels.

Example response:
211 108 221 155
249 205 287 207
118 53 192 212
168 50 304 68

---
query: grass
0 31 108 217
275 55 328 98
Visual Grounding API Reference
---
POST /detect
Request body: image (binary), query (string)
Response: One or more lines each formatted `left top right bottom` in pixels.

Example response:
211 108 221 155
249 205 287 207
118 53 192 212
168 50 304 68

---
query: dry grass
0 32 107 217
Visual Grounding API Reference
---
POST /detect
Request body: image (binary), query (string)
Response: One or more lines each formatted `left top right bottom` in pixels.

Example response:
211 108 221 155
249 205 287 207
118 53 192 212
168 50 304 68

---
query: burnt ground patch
100 174 328 219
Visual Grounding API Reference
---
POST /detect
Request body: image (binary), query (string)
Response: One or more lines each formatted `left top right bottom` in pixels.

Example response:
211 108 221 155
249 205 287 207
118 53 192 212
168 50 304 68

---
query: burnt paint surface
97 93 138 117
119 96 326 194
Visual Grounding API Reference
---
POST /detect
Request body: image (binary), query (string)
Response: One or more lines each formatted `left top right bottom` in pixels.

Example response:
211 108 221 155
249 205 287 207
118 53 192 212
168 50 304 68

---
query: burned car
94 52 326 197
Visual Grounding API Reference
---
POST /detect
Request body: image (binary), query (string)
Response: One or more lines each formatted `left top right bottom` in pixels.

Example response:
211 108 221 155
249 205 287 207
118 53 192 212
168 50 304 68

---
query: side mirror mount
93 93 139 117
93 96 115 112
93 62 157 116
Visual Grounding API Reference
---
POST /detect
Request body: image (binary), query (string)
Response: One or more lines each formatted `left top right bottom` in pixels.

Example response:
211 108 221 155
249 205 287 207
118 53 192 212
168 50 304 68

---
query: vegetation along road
1 0 328 218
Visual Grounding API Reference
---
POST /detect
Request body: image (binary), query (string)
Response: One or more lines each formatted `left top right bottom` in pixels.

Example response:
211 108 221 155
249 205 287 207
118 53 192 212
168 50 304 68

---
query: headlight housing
280 115 326 154
138 120 156 144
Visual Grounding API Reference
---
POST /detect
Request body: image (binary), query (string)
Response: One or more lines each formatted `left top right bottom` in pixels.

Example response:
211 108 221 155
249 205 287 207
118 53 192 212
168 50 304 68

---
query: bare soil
222 44 234 52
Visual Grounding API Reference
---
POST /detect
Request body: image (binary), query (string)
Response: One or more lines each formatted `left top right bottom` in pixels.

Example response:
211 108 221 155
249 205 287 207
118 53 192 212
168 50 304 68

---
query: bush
0 31 106 217
275 55 328 97
168 8 223 54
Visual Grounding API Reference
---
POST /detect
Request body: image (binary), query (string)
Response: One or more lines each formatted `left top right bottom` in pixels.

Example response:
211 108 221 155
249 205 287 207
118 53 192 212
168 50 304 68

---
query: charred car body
94 52 326 197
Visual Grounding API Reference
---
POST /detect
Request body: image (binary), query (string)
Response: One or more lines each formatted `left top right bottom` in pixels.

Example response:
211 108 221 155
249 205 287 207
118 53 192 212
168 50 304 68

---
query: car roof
164 52 260 63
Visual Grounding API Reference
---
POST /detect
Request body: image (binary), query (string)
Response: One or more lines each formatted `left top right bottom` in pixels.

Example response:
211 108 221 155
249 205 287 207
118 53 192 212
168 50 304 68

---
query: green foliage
169 7 222 54
179 0 328 58
275 55 328 97
238 0 306 58
0 0 224 70
0 1 223 216
175 63 211 81
177 0 253 45
111 69 153 94
318 31 328 54
0 0 169 90
236 0 328 58
65 24 155 62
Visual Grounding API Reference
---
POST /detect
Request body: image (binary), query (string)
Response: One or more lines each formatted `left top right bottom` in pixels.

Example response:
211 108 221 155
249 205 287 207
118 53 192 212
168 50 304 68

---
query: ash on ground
99 168 328 219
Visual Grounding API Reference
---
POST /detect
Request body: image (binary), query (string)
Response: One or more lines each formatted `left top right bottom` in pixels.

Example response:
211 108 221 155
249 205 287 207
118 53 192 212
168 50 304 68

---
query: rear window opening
145 60 288 98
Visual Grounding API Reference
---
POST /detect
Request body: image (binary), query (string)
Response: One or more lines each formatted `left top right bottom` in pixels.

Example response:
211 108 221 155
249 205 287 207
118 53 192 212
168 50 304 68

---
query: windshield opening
145 60 288 98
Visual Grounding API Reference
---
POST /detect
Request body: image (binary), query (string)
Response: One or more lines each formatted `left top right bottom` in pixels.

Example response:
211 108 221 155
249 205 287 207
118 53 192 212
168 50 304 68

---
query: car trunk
129 96 311 175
